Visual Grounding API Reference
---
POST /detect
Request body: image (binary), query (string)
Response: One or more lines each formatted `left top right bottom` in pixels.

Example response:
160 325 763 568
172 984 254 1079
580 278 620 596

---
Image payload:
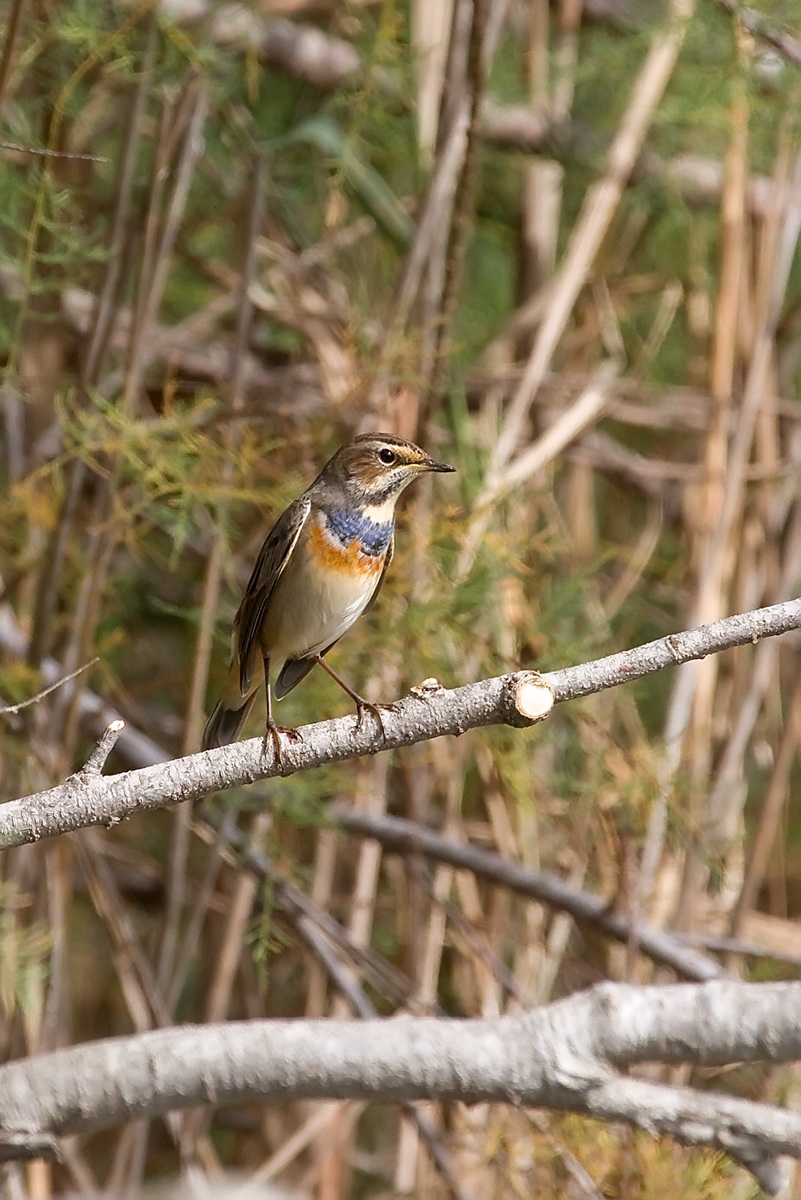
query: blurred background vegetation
2 0 801 1195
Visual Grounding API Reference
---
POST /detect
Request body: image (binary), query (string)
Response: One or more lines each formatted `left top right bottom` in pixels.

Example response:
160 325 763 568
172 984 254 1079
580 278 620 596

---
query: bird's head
321 432 455 509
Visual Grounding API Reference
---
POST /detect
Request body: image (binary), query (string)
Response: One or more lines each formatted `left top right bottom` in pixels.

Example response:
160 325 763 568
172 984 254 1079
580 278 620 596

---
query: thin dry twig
0 658 99 717
713 0 801 70
0 142 111 162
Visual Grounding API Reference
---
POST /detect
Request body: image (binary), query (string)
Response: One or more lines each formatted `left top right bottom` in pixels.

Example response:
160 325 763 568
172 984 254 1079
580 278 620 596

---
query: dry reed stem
306 826 339 1017
0 0 25 126
123 80 210 407
75 833 170 1029
641 145 801 908
653 28 752 933
165 835 229 1015
397 858 450 1188
177 810 273 1159
487 0 696 479
395 737 468 1192
731 672 801 937
389 0 471 352
425 0 496 409
518 0 561 302
699 148 800 619
251 1104 350 1190
38 842 69 1057
412 0 455 159
310 653 409 1186
183 151 264 752
314 756 389 1191
703 508 801 851
457 360 618 578
204 816 271 1025
82 21 157 390
675 152 801 924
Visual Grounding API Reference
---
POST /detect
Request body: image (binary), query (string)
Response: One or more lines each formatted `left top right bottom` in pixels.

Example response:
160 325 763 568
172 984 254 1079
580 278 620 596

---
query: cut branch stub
513 672 554 723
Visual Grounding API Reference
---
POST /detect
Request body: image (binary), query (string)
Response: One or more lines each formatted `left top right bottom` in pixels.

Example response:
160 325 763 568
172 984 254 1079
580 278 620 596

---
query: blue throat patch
327 508 393 557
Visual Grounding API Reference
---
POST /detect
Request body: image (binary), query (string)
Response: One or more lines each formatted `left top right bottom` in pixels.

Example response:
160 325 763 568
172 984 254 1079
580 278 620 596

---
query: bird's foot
354 698 398 740
261 719 303 769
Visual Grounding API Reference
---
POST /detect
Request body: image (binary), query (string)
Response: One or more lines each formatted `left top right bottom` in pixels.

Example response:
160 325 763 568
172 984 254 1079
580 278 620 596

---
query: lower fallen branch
0 979 799 1192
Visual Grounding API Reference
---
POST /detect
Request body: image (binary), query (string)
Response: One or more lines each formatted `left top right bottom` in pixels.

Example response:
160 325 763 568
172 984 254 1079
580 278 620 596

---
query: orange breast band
307 517 386 576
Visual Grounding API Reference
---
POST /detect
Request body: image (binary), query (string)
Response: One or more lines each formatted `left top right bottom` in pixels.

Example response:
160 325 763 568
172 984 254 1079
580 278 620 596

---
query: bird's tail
201 662 257 750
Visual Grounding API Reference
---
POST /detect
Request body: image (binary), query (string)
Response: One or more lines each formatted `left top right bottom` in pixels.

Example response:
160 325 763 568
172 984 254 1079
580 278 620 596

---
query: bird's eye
378 448 396 465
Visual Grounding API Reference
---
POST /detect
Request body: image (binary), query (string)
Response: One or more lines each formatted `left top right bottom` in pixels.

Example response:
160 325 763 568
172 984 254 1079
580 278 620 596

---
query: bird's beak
423 456 456 474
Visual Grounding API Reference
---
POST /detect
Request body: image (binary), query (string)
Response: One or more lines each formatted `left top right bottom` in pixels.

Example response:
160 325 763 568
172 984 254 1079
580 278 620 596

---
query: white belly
261 543 379 664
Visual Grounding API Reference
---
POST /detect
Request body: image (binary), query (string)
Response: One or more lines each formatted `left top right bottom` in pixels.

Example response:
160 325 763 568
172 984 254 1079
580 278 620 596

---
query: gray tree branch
0 979 799 1192
2 598 801 849
335 808 724 982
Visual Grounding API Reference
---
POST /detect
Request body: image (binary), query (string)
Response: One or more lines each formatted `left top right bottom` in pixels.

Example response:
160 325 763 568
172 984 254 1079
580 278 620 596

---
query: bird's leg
313 655 397 739
261 656 302 765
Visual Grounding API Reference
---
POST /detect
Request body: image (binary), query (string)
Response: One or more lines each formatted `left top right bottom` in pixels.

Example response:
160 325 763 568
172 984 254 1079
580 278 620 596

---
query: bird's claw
354 700 398 739
261 720 303 769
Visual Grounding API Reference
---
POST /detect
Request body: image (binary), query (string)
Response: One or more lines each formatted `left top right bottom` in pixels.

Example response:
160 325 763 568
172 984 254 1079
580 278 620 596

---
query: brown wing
233 494 311 694
273 532 395 700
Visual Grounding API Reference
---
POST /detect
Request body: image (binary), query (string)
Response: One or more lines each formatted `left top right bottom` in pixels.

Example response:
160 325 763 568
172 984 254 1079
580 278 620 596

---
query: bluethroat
202 432 455 758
